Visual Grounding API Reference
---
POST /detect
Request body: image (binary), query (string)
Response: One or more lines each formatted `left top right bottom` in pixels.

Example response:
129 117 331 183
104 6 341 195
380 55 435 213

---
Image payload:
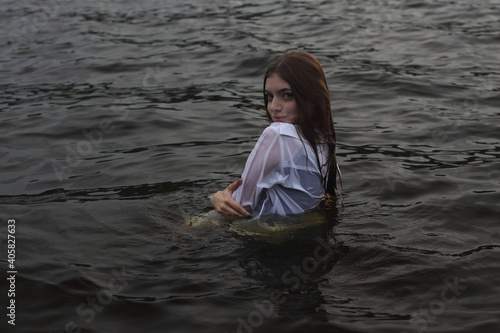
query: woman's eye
265 94 273 100
283 93 294 99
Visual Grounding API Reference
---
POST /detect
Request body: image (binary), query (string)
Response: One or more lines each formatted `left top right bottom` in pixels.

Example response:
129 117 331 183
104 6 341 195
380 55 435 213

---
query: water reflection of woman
212 50 341 219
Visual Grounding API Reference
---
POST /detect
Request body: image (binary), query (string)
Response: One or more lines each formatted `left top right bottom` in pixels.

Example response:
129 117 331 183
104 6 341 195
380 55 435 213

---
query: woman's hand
212 179 250 218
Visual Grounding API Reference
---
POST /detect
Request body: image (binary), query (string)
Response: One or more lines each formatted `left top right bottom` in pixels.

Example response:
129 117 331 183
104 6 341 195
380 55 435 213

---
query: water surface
1 0 499 332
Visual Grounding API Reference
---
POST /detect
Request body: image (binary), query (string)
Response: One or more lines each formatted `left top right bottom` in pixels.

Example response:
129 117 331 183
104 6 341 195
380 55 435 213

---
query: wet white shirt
232 122 328 219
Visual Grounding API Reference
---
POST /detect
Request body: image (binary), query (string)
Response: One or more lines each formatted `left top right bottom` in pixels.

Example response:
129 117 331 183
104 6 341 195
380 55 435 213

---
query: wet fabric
232 122 328 219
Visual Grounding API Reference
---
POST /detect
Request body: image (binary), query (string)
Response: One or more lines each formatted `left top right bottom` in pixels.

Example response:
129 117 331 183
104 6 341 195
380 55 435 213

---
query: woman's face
264 73 299 124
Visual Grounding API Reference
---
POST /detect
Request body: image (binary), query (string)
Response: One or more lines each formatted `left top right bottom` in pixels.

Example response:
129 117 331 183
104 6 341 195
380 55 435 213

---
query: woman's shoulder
265 122 299 139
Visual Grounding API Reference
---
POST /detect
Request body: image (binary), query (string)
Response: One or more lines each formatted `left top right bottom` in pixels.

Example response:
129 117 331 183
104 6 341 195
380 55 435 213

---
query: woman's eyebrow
264 88 293 93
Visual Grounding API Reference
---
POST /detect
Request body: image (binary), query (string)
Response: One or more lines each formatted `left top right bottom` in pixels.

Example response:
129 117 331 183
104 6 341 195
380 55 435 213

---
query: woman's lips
273 117 284 122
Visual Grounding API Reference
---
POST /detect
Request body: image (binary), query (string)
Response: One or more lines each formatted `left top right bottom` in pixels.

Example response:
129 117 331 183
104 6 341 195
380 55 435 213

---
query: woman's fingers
226 178 243 192
226 199 250 217
225 179 250 216
222 205 245 218
218 193 249 217
212 180 250 218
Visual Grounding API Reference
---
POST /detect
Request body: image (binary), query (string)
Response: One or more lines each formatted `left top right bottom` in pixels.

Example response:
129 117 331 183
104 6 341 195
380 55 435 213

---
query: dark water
1 0 500 332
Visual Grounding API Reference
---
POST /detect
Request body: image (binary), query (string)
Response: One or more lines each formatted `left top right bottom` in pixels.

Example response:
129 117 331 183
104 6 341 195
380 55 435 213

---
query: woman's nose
270 98 282 111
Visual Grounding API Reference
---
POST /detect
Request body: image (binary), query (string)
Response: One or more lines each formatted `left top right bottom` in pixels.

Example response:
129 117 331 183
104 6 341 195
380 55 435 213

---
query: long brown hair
263 50 339 196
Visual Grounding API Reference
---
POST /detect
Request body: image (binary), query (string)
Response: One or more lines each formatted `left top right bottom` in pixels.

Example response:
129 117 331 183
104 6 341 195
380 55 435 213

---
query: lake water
1 0 499 332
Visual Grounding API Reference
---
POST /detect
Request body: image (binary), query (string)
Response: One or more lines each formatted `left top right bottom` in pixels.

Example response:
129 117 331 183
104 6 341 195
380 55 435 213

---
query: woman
212 50 340 219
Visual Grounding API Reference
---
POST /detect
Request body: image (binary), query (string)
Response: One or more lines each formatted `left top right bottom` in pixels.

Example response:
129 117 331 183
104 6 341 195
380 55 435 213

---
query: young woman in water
212 50 340 219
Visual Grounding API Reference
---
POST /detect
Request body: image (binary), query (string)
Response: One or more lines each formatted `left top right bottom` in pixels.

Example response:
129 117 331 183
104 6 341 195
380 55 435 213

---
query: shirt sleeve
232 126 282 211
232 123 326 218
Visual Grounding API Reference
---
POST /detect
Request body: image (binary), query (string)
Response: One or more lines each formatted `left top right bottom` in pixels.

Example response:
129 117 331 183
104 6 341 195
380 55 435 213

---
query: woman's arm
214 125 284 218
212 179 251 218
234 126 281 208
